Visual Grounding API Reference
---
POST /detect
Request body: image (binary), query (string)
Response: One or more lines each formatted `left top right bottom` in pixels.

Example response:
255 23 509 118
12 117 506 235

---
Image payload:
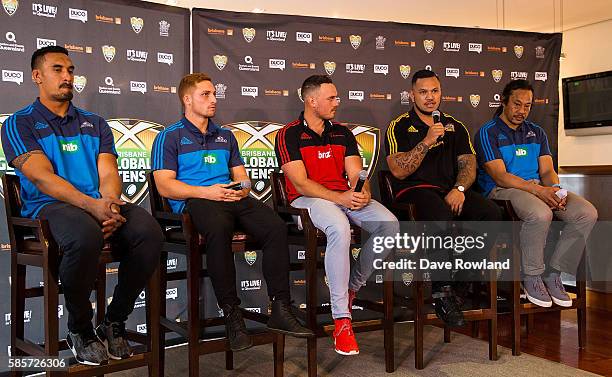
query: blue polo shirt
1 99 117 218
474 116 551 196
150 117 243 213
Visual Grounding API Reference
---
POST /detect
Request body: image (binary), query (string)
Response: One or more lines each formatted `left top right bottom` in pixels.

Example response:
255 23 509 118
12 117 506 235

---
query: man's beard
52 91 73 102
414 102 435 116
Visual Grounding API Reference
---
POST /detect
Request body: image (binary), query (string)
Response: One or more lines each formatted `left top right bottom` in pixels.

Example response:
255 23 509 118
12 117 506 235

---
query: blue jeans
291 197 399 319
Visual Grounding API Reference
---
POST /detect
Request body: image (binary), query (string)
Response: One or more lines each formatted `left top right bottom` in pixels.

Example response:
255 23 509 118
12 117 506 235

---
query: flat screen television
562 70 612 136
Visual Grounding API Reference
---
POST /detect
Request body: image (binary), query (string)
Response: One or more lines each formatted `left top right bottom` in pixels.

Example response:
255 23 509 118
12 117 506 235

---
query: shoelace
336 321 354 337
554 276 567 293
82 330 100 347
534 278 548 295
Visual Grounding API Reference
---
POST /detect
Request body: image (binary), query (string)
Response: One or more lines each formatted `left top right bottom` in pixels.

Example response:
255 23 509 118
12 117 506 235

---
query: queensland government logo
108 119 163 204
223 121 379 202
2 0 18 16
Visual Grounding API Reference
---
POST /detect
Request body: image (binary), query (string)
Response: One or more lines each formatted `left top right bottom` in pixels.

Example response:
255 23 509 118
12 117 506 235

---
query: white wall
558 19 612 167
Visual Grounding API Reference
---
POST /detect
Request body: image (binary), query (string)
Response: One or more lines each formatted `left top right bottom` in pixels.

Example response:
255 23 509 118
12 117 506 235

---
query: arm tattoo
391 141 429 176
456 154 476 188
12 150 44 170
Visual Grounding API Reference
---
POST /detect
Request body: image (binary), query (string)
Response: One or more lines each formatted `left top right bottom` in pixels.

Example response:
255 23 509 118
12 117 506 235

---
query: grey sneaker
542 272 572 307
96 320 133 360
66 329 109 366
523 275 553 307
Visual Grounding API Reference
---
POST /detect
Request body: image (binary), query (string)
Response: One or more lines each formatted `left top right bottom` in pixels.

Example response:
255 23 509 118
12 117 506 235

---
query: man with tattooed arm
385 69 501 327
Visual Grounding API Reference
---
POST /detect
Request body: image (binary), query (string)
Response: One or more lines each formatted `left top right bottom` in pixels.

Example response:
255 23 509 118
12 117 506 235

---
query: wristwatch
454 185 465 192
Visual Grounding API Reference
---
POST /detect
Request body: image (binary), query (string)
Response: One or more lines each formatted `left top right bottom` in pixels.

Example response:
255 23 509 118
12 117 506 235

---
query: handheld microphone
432 110 443 142
353 170 368 192
227 181 251 191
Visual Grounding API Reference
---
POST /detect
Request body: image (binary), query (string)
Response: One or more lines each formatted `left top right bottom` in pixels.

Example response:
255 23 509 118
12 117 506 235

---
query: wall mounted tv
562 70 612 136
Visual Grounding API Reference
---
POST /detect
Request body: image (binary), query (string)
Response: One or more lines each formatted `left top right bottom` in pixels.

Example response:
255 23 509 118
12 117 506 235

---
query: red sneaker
333 318 359 355
348 289 356 314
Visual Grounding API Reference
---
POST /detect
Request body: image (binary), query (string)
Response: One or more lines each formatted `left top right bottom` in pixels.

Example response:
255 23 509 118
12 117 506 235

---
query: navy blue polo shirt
1 98 118 218
474 116 551 196
150 117 243 213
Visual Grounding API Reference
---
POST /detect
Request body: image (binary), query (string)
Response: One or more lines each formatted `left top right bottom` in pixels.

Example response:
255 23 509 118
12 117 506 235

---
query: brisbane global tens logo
223 121 380 202
108 118 163 204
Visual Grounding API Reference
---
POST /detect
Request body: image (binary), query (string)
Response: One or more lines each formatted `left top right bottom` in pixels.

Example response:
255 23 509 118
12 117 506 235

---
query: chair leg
225 351 233 370
414 281 424 370
158 252 168 377
443 326 451 343
273 334 285 377
305 233 318 377
512 280 522 356
525 313 535 335
489 263 498 361
471 321 480 338
10 256 25 377
383 272 395 373
147 266 161 377
186 245 200 377
96 264 106 326
577 257 587 349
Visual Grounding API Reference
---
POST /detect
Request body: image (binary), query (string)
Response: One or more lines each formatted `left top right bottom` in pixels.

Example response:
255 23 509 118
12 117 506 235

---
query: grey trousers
488 187 598 276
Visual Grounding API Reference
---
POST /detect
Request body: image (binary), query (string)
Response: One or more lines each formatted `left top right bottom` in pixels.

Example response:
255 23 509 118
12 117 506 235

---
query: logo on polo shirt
515 147 527 157
526 130 536 138
203 154 217 164
180 136 192 145
60 140 79 153
215 135 227 143
108 119 163 204
318 150 331 159
407 125 418 133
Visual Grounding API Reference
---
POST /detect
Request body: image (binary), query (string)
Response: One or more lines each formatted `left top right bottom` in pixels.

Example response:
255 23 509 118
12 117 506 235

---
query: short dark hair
493 79 534 117
178 73 212 106
411 69 439 86
31 46 69 71
301 75 333 100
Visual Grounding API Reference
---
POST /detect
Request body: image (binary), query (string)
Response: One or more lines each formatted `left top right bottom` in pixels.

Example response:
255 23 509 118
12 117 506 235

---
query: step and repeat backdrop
192 7 562 320
0 1 561 370
0 0 189 369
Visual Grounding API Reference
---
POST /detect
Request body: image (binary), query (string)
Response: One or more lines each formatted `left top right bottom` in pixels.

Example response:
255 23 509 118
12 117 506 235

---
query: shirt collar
181 116 219 136
408 108 438 129
495 115 526 133
33 98 77 121
299 111 333 132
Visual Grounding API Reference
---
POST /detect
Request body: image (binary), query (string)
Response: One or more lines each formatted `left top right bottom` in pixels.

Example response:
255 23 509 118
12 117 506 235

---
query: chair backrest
146 172 172 214
377 170 395 207
270 171 290 211
2 174 22 218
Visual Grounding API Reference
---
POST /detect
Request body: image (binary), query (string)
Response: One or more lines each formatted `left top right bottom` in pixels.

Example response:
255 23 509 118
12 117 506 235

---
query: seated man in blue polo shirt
151 73 313 351
475 79 598 308
1 46 164 365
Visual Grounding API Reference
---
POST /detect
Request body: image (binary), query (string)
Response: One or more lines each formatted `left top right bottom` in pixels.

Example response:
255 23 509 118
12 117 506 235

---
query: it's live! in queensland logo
223 121 380 202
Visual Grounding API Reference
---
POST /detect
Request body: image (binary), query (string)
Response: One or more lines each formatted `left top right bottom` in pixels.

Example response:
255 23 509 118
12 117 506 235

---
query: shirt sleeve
275 126 303 166
536 126 552 156
228 132 244 168
151 130 178 172
474 125 503 166
99 118 118 156
1 115 43 168
455 121 476 156
344 127 360 157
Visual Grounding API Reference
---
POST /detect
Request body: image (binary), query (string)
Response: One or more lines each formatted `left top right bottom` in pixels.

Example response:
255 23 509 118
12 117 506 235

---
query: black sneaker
66 328 109 366
222 304 253 351
267 300 314 338
96 320 133 360
433 286 466 328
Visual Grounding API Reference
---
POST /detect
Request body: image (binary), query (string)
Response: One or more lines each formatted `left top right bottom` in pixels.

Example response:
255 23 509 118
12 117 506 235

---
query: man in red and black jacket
275 75 399 356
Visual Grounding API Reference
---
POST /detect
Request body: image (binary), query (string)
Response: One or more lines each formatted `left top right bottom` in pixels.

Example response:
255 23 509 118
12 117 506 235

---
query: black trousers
38 202 163 333
397 187 502 289
185 197 291 307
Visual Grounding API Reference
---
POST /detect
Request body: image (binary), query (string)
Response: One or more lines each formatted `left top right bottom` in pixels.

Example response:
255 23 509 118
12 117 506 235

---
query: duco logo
203 155 217 164
515 148 527 157
60 140 79 153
